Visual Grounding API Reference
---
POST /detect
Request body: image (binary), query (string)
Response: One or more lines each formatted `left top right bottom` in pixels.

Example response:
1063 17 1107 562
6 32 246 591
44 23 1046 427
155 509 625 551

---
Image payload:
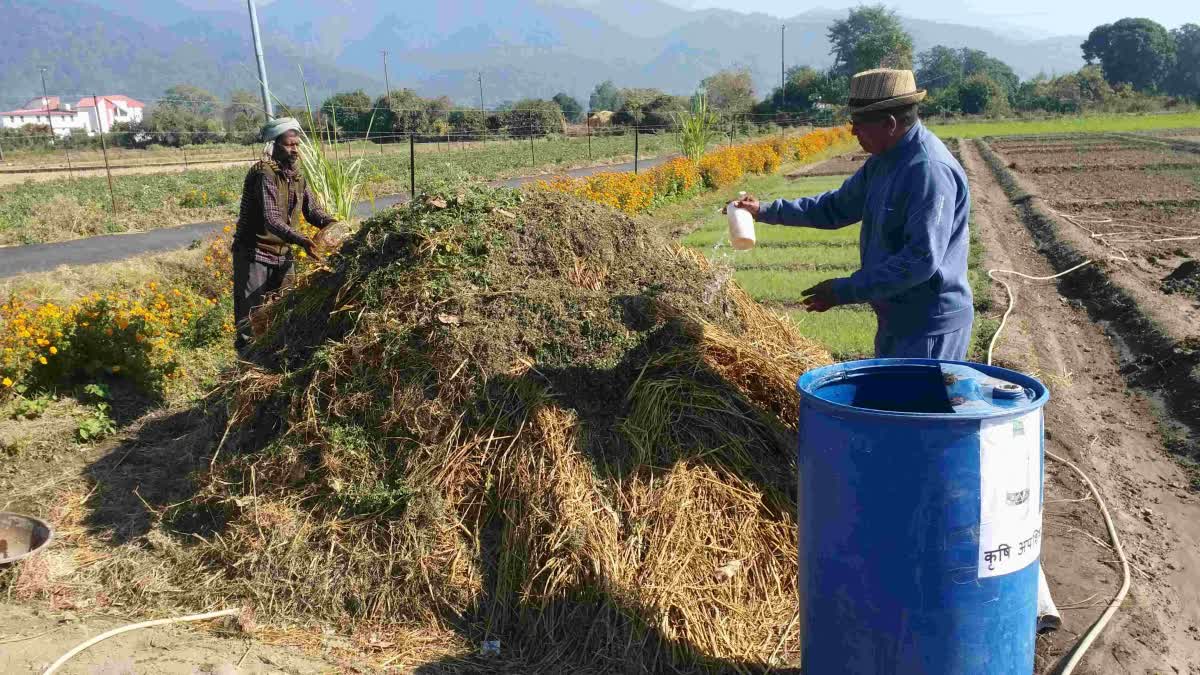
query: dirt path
0 159 255 187
962 140 1200 673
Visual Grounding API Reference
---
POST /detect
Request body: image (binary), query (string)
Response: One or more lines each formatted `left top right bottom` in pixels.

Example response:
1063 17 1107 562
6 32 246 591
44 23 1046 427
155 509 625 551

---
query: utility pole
93 94 117 214
246 0 273 121
381 50 392 145
780 25 786 111
41 67 72 178
381 50 392 104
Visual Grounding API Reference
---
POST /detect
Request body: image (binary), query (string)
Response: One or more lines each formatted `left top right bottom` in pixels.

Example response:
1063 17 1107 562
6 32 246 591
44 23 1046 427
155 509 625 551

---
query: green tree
374 89 428 136
916 46 963 92
701 68 756 114
916 47 1019 101
145 85 223 145
1169 24 1200 99
448 109 487 138
613 89 687 130
552 92 584 123
828 5 913 78
159 85 220 119
1016 66 1114 113
320 90 373 138
961 49 1019 98
924 84 962 115
224 90 262 142
957 75 1011 116
588 80 624 112
1082 18 1177 91
503 99 565 135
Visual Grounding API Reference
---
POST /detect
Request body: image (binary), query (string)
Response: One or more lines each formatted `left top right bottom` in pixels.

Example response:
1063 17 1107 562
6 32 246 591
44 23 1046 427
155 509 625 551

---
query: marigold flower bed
1 233 235 397
537 126 852 213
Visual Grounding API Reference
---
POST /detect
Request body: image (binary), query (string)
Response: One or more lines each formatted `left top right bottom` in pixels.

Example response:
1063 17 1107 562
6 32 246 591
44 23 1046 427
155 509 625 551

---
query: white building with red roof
0 95 145 137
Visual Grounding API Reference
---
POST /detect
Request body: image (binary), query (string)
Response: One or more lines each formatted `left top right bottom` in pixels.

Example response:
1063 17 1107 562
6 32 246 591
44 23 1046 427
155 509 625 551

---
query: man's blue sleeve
832 161 959 303
756 167 866 229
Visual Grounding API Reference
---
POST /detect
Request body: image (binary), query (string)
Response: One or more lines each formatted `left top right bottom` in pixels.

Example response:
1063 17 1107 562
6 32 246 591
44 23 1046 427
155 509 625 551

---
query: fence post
182 145 189 169
729 117 735 148
587 119 592 161
529 128 536 166
634 125 639 174
93 94 117 214
409 132 416 198
63 143 74 180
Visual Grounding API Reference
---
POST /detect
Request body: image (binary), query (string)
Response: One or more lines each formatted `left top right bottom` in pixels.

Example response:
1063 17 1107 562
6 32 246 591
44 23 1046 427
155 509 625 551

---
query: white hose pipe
42 608 240 675
987 263 1131 675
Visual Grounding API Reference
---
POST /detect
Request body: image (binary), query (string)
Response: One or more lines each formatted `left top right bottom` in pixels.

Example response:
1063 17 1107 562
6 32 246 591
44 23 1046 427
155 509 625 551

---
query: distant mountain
0 0 379 111
2 0 1087 112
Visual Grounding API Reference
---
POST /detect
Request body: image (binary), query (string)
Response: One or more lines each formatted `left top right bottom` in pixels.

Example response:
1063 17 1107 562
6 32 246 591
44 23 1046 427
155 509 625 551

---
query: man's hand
725 193 761 220
300 236 324 263
801 279 840 313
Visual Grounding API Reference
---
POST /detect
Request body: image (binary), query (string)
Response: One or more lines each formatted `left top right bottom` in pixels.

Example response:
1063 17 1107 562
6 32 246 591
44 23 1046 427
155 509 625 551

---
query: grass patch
784 308 877 360
736 269 845 303
707 245 859 270
929 111 1200 139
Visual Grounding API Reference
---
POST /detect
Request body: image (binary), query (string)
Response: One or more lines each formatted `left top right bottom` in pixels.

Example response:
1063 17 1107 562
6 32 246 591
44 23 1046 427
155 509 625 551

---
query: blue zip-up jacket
758 122 973 336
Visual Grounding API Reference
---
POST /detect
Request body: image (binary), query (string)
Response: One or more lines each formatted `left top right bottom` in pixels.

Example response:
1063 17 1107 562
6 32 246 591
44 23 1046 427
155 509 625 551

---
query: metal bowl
0 512 54 564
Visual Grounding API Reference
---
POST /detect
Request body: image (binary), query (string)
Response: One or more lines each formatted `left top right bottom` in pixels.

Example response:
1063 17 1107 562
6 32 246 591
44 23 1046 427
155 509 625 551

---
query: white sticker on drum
978 410 1042 578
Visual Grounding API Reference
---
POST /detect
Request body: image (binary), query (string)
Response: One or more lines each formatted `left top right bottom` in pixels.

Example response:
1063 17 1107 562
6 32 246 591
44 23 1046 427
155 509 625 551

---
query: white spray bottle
726 191 756 251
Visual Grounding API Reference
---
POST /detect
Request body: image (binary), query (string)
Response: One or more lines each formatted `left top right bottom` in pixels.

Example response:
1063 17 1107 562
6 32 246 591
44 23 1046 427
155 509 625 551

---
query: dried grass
59 186 831 671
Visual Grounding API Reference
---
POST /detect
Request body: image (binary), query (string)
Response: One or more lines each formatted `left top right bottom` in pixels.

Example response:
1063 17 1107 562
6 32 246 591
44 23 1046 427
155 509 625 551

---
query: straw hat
848 69 927 114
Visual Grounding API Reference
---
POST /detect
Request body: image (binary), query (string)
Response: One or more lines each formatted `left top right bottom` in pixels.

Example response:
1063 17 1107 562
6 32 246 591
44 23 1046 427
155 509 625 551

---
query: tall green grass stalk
295 74 374 221
674 94 722 163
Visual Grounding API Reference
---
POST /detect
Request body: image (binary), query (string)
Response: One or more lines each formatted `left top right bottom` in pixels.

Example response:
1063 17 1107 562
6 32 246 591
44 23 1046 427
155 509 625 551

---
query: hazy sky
666 0 1192 36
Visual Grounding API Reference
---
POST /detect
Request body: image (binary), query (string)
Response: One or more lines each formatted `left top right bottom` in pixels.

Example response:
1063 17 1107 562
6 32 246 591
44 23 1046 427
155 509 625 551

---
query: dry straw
43 185 831 672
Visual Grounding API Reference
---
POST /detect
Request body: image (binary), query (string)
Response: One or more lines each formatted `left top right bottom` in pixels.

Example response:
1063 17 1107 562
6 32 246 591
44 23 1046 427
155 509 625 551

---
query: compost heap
195 186 831 671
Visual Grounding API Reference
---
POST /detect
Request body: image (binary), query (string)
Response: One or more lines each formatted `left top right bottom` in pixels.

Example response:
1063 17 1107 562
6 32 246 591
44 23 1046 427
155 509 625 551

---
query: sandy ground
0 605 338 674
962 140 1200 673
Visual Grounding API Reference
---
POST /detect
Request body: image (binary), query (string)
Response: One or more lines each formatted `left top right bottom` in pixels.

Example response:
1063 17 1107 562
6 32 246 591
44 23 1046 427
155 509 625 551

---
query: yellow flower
38 356 47 365
2 377 12 387
49 346 58 354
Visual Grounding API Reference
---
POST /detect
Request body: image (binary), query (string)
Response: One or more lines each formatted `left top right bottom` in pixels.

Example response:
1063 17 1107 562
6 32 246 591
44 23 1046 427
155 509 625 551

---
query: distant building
75 95 146 134
0 95 145 137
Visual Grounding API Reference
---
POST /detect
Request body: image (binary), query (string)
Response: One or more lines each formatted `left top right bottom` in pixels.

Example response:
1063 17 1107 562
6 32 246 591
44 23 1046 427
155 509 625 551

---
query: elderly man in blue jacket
734 68 973 360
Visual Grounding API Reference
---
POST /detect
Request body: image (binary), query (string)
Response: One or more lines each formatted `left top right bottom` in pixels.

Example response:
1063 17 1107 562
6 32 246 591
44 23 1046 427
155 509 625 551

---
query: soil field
1028 167 1200 202
961 139 1200 673
785 153 867 177
987 140 1200 351
1004 149 1200 171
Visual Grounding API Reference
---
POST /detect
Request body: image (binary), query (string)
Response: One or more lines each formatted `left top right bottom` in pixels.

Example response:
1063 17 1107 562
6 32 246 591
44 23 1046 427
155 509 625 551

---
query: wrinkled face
850 112 901 156
272 130 301 165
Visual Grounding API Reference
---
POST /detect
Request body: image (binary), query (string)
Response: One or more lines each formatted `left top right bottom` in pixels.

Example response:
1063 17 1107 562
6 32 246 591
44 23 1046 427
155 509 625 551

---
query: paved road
0 155 672 279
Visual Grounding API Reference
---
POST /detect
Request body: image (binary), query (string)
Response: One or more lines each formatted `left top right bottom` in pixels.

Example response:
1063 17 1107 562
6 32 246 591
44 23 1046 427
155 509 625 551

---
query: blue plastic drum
797 358 1049 674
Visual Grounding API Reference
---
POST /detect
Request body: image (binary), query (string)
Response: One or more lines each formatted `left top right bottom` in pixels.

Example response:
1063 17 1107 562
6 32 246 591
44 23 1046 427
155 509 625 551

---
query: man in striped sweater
232 118 337 357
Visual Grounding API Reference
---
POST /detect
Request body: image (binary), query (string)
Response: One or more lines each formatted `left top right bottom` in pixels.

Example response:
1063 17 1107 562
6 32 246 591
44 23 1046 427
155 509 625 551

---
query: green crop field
928 110 1200 139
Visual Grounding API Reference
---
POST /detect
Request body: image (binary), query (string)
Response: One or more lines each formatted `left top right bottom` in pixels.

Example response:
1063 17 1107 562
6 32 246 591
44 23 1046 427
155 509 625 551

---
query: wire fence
0 115 833 218
0 110 824 168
